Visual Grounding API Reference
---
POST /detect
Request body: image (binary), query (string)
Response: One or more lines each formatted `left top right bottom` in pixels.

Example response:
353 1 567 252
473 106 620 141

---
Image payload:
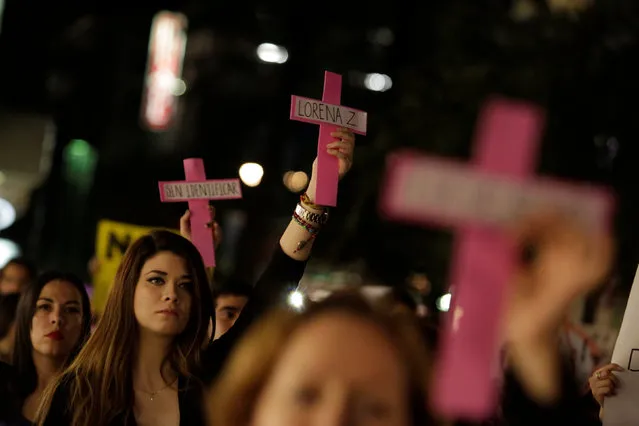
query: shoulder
0 361 18 396
0 361 16 379
199 339 228 386
0 362 21 422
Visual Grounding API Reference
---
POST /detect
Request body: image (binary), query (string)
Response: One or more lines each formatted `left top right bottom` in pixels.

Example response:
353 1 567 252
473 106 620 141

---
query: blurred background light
364 73 392 92
256 43 288 64
172 78 187 96
288 290 305 311
0 238 20 267
368 27 394 46
283 170 308 193
437 293 452 312
0 197 16 231
239 162 264 187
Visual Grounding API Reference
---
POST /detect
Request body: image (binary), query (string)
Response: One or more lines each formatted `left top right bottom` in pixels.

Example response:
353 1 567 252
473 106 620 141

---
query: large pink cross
158 158 243 267
290 71 367 206
380 97 613 420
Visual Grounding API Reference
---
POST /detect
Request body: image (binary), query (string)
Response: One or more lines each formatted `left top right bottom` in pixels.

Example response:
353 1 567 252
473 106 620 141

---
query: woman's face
251 312 410 426
0 263 31 294
133 251 193 337
30 280 84 359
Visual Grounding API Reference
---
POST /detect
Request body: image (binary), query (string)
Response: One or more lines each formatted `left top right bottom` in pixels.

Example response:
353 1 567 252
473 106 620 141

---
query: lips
45 330 64 341
157 309 179 317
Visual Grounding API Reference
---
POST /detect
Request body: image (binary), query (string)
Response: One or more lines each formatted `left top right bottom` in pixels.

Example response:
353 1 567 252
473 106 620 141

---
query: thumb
180 210 192 241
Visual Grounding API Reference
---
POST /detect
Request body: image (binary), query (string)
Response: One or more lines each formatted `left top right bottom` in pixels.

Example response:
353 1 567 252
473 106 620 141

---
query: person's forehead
141 252 189 273
4 264 28 276
39 280 82 303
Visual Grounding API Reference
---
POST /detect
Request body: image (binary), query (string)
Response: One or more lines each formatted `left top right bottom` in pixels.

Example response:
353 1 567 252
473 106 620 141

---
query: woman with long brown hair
36 128 356 426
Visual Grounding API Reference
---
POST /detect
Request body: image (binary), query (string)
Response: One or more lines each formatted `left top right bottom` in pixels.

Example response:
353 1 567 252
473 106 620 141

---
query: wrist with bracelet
300 192 325 212
291 193 329 252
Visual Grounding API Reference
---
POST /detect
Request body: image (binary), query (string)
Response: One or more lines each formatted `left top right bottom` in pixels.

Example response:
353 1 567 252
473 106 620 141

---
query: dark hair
12 271 91 397
0 293 20 339
392 286 419 312
38 230 214 426
213 276 253 301
1 257 37 283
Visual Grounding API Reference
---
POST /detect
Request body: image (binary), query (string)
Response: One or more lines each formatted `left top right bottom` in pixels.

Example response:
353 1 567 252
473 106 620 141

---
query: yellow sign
92 219 178 313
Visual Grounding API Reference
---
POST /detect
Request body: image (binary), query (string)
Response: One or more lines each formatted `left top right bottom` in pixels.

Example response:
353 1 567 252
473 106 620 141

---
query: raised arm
279 127 355 260
229 127 355 315
500 213 613 425
197 128 355 383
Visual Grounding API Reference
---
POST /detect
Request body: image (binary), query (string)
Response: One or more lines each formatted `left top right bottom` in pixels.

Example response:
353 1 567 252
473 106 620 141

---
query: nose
50 306 64 326
163 282 180 303
319 386 350 426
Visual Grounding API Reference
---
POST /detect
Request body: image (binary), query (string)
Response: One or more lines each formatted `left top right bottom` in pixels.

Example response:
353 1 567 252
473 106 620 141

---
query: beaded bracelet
292 212 320 252
292 212 319 234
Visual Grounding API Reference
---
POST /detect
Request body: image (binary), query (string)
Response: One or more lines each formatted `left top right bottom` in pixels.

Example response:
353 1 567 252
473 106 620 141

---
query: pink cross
158 158 243 267
380 97 614 420
290 71 367 206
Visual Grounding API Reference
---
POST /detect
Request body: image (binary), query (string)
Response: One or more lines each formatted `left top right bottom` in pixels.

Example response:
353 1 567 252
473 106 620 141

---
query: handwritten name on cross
158 158 243 267
380 98 613 420
289 71 368 207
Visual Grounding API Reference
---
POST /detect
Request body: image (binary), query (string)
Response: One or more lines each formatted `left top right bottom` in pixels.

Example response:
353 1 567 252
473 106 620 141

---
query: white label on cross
290 95 367 135
161 179 242 201
383 154 611 231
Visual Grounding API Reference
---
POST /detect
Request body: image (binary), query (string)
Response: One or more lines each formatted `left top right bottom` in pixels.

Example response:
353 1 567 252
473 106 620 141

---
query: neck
32 351 66 392
133 331 176 391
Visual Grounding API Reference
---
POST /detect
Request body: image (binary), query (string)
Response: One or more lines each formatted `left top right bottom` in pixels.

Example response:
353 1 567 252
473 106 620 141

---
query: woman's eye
65 307 81 314
37 304 52 312
178 281 192 289
294 386 320 406
148 277 164 285
360 400 391 420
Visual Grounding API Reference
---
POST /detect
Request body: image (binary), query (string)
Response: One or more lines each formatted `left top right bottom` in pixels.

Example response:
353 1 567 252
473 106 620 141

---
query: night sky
1 0 639 297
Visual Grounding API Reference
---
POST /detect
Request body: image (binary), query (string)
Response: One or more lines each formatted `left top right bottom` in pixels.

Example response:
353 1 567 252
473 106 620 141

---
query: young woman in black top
36 128 356 426
0 271 92 426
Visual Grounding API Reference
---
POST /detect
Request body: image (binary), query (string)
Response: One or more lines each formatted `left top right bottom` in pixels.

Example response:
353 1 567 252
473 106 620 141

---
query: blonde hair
207 291 436 426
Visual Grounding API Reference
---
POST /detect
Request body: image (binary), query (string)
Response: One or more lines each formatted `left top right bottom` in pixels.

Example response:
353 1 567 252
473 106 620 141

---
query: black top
40 245 307 426
497 363 602 426
0 362 31 426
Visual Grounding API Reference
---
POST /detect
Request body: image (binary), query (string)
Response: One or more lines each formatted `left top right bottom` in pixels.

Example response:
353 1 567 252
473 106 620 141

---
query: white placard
604 265 639 426
159 179 242 202
382 155 611 231
290 96 367 135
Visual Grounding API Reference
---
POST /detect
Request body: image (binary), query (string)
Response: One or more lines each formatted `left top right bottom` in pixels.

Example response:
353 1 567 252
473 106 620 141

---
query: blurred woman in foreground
208 213 613 426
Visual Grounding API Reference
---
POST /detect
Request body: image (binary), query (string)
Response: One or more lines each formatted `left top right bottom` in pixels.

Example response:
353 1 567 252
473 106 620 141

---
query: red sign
141 12 188 131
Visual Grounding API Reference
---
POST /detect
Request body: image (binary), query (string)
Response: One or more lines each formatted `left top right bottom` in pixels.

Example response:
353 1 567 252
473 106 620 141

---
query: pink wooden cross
380 97 614 420
290 71 367 206
158 158 243 267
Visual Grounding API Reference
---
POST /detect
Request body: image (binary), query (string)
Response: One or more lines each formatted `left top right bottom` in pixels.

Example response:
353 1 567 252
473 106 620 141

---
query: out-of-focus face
409 273 430 296
133 251 193 337
30 280 84 359
0 263 31 294
251 312 410 426
213 294 248 340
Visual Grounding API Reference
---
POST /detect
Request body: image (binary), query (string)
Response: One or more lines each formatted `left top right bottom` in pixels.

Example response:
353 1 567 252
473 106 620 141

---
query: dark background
1 0 638 298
